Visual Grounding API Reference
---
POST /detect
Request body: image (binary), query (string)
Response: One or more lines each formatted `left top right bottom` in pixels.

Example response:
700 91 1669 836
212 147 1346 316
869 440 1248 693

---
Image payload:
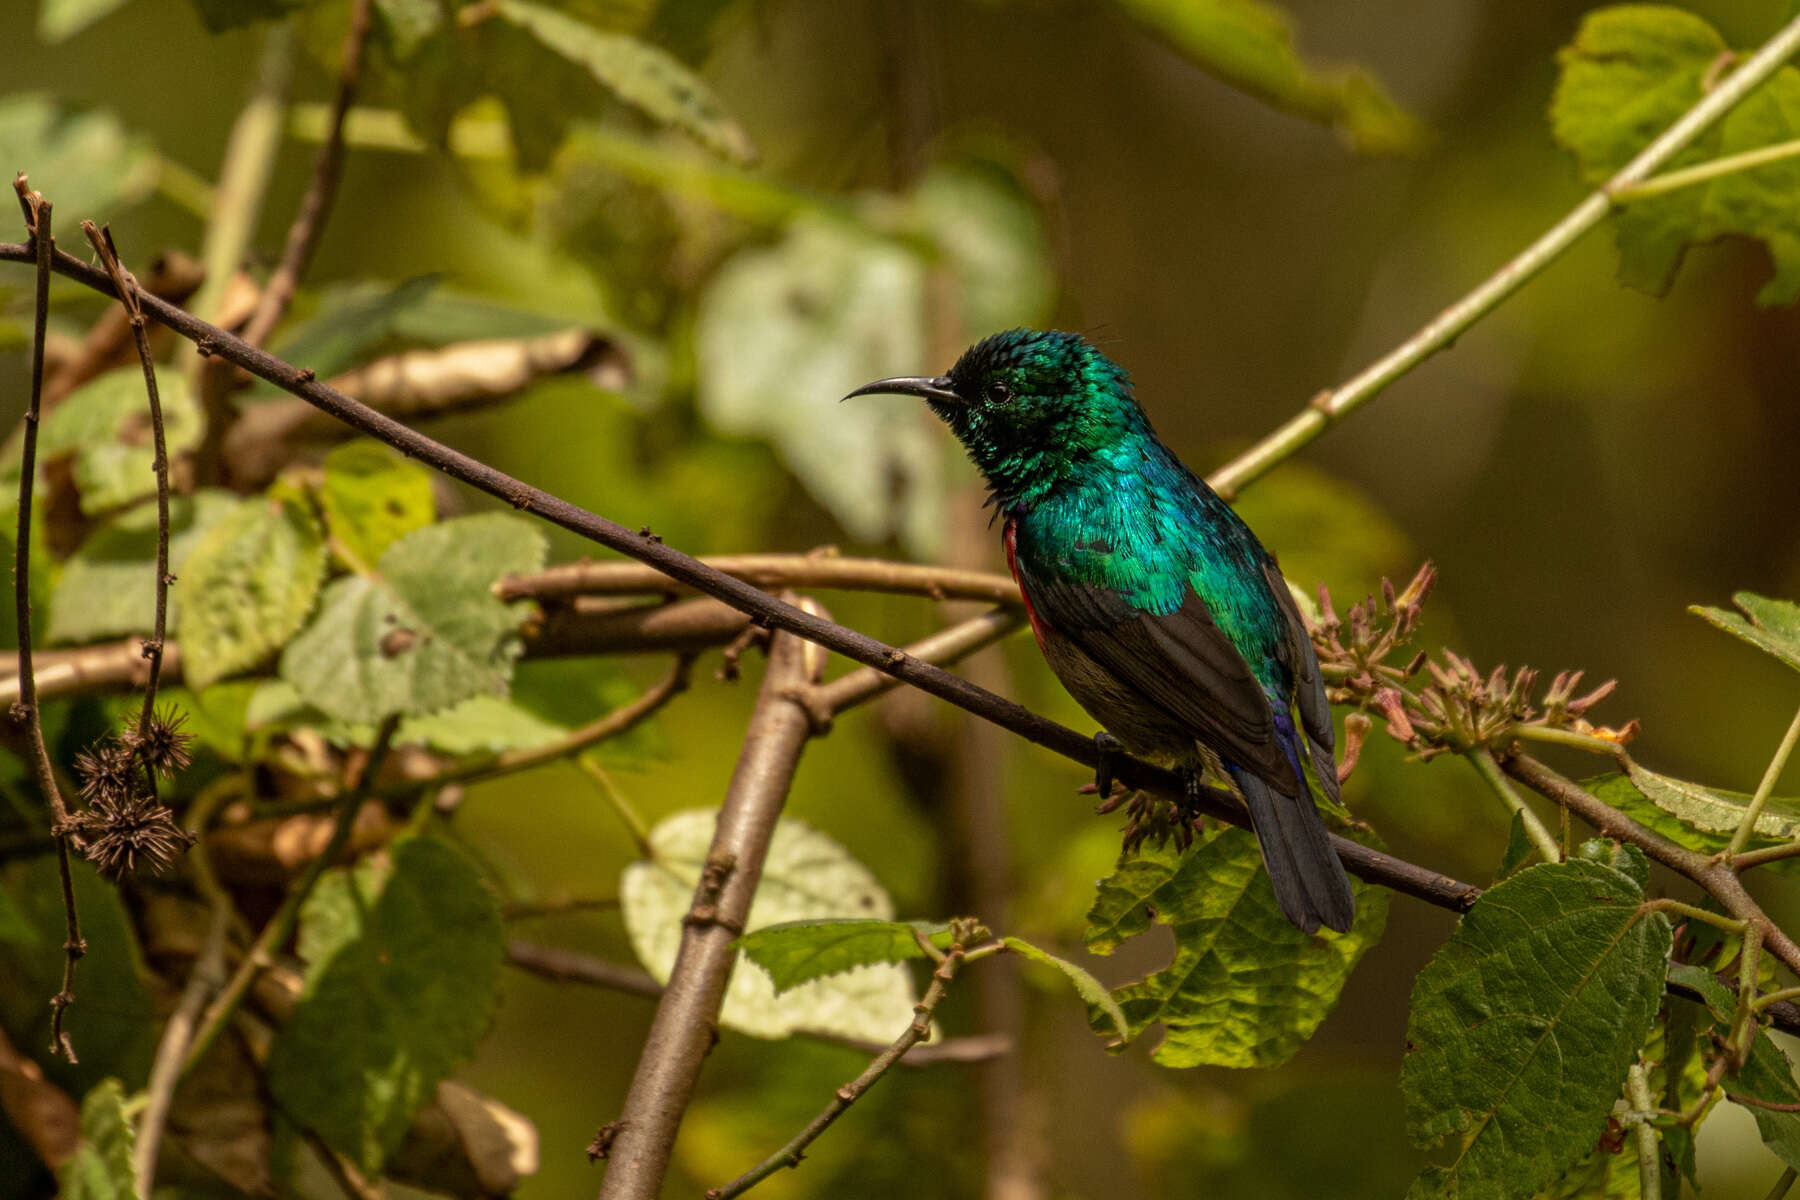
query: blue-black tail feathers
1232 723 1355 934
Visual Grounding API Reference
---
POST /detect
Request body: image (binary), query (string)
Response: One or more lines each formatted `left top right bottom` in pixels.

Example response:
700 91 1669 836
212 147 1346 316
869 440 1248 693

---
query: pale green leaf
735 919 950 993
495 0 755 164
1691 591 1800 673
1083 824 1386 1068
623 810 920 1043
58 1079 137 1200
267 836 504 1175
176 494 327 690
372 0 441 59
1586 769 1800 873
47 489 237 644
319 439 435 567
1552 7 1800 305
1003 935 1128 1043
910 160 1056 336
279 513 546 723
0 95 157 218
1110 0 1422 153
37 0 133 42
1402 856 1672 1199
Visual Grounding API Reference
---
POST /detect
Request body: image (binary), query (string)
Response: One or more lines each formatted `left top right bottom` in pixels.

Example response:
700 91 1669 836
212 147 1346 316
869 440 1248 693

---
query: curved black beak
842 375 963 405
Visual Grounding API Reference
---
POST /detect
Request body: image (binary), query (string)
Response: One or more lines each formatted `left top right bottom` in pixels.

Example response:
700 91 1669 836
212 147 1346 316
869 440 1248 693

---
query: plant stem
576 759 655 859
1470 748 1562 863
1626 1062 1661 1200
1615 136 1800 201
1728 703 1800 857
1764 1167 1798 1200
499 554 1023 609
1206 8 1800 500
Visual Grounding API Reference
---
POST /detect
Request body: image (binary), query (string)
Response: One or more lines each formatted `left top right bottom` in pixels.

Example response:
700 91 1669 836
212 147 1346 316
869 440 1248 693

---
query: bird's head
846 329 1148 506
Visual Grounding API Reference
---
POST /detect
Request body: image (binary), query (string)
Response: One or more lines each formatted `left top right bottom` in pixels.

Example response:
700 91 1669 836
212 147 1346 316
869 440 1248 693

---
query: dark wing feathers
1262 562 1342 808
1014 566 1294 786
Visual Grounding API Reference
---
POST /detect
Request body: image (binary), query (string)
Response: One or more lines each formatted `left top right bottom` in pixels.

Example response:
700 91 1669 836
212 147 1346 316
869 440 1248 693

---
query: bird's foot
1090 731 1128 812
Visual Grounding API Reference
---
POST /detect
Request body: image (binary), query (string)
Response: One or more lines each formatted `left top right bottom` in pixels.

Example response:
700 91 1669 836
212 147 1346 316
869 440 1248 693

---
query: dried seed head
75 791 194 878
74 740 137 805
121 708 194 777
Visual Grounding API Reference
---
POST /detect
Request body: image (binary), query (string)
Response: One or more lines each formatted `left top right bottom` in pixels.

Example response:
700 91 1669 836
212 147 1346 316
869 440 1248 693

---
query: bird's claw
1092 731 1125 806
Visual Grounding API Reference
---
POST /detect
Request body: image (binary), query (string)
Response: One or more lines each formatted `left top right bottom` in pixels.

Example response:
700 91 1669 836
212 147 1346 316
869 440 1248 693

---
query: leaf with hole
623 810 921 1043
1553 7 1800 304
279 512 546 723
319 439 436 568
1083 824 1386 1068
1401 855 1671 1199
267 835 504 1175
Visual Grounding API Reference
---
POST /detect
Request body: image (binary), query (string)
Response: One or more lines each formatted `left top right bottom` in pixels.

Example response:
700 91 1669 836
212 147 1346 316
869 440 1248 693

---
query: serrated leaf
319 439 435 567
45 490 236 645
494 0 755 164
176 493 326 690
267 835 504 1175
1002 935 1129 1043
735 919 950 993
1691 591 1800 673
279 513 546 723
1 365 202 515
1552 7 1800 305
1586 769 1800 873
1083 824 1386 1068
1402 858 1672 1200
38 0 133 42
1110 0 1422 153
58 1079 137 1200
0 95 157 218
623 810 921 1043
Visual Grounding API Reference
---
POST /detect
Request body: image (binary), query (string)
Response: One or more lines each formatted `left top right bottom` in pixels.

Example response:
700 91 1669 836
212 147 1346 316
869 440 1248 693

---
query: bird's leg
1090 731 1127 813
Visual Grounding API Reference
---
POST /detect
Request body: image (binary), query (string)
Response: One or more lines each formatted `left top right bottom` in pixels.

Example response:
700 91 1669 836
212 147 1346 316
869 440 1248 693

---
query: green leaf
910 160 1056 337
279 512 546 723
0 95 156 218
494 0 755 164
57 1079 137 1200
0 365 202 516
176 493 327 690
48 490 238 645
623 810 922 1043
37 0 133 42
1109 0 1422 153
1691 591 1800 673
319 440 436 567
1002 935 1129 1043
1552 7 1800 305
1402 858 1673 1199
735 919 950 993
1082 824 1387 1068
259 276 440 392
266 835 504 1175
1731 1023 1800 1172
1497 811 1535 881
1586 768 1800 871
372 0 442 59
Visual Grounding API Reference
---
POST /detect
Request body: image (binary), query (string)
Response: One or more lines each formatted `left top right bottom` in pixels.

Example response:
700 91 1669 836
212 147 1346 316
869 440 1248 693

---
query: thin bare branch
501 554 1022 609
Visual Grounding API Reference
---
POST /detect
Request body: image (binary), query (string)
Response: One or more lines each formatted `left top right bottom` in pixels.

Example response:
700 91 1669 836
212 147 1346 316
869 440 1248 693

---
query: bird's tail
1232 731 1355 934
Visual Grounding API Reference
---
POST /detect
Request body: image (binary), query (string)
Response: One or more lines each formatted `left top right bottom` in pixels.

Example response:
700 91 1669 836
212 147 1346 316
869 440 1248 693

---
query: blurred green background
5 0 1800 1196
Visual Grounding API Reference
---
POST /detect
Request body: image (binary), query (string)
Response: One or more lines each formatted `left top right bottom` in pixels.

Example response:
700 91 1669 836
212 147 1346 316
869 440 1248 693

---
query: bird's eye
984 380 1013 404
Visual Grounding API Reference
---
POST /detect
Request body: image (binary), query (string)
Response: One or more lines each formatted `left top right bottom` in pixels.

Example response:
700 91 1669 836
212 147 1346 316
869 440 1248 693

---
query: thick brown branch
501 554 1023 609
10 179 83 1063
597 606 827 1200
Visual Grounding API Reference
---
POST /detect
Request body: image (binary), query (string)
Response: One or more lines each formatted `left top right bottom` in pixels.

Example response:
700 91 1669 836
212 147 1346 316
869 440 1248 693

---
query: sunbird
848 329 1354 934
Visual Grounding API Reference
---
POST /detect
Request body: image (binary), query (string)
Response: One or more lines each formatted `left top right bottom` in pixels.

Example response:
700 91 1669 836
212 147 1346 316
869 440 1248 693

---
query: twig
577 760 654 859
79 222 174 791
1469 747 1562 864
182 715 401 1075
809 608 1024 715
1734 841 1800 870
240 0 373 349
1764 1166 1799 1200
1625 1062 1661 1200
705 938 991 1200
1728 1094 1800 1114
499 555 1022 608
597 603 828 1200
1614 136 1800 201
10 178 83 1063
1203 8 1800 500
1728 703 1800 858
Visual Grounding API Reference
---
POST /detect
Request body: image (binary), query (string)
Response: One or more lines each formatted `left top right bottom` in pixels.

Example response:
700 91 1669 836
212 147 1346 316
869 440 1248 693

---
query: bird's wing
1013 558 1295 788
1262 561 1341 806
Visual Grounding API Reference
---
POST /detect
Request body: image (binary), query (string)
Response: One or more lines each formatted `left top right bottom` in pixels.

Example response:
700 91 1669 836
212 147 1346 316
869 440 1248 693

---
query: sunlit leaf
622 810 922 1043
735 919 950 992
1402 855 1671 1199
58 1079 136 1200
37 0 133 43
910 159 1056 337
1586 769 1800 873
1691 591 1800 673
1552 7 1800 304
494 0 755 164
48 490 238 645
268 836 504 1175
319 439 436 568
279 512 546 723
176 493 327 690
0 95 157 218
1083 824 1386 1068
1110 0 1422 153
1003 935 1129 1043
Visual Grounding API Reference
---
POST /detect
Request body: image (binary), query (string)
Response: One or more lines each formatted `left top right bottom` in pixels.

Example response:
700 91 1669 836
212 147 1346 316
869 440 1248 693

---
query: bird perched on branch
848 329 1354 933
